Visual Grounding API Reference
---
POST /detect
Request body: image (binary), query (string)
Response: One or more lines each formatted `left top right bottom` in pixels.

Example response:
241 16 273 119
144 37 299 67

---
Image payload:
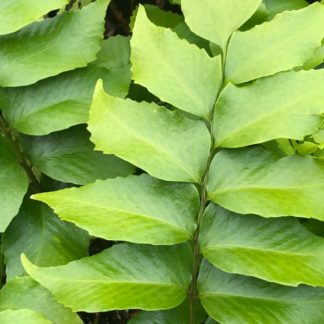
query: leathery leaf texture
1 0 324 323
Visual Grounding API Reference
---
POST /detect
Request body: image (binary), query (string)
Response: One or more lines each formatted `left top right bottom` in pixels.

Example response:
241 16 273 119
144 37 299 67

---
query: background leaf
0 0 109 87
0 309 51 324
0 136 28 231
2 198 89 279
21 126 135 185
0 276 82 323
0 0 69 35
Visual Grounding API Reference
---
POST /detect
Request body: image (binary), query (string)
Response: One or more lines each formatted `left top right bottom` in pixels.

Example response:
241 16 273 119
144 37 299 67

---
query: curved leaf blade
0 0 109 87
88 81 210 183
2 199 89 279
214 70 324 148
181 0 261 50
200 204 324 286
0 136 28 232
208 147 324 220
198 262 324 324
0 0 68 36
22 126 135 185
131 6 221 119
226 3 324 84
0 277 82 324
0 309 50 324
22 243 192 312
0 36 131 135
33 174 198 245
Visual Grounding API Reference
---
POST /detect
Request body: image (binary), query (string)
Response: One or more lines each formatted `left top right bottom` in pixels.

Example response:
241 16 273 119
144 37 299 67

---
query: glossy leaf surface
0 0 68 35
0 276 82 324
0 309 50 324
88 81 210 183
22 126 134 185
214 70 324 148
0 0 109 87
181 0 261 50
131 6 221 119
23 243 192 312
200 204 324 286
2 199 89 279
226 3 324 83
33 174 198 245
0 136 28 231
198 262 324 324
208 147 324 220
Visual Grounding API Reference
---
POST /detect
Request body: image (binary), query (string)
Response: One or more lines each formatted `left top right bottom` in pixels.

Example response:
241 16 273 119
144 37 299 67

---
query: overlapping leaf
0 309 50 324
129 300 206 324
214 70 324 148
23 243 192 312
33 174 198 245
208 147 324 220
0 0 109 87
198 262 324 323
226 3 324 84
0 276 82 323
22 126 134 185
2 199 89 279
0 136 28 231
131 6 221 119
181 0 261 50
200 204 324 286
88 81 210 183
0 0 68 35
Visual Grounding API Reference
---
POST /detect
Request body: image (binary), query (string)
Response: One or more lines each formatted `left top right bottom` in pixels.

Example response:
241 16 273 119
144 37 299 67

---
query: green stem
0 115 42 192
189 42 229 324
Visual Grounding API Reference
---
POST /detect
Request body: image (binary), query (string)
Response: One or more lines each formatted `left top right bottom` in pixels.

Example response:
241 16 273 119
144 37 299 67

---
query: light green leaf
131 6 221 119
208 147 324 220
200 204 324 286
22 243 192 312
226 3 324 84
198 262 324 324
0 37 130 135
181 0 261 50
2 198 89 279
214 70 324 148
0 276 82 324
33 174 198 245
0 136 28 232
21 126 135 185
0 309 50 324
88 81 210 183
0 0 109 87
0 0 69 36
129 300 206 324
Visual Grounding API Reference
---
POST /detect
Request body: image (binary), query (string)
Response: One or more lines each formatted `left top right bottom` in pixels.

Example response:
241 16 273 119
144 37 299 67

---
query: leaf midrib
102 108 201 183
202 245 324 258
52 197 192 239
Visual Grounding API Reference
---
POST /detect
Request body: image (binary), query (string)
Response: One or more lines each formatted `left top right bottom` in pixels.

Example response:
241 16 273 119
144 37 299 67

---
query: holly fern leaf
27 1 324 323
